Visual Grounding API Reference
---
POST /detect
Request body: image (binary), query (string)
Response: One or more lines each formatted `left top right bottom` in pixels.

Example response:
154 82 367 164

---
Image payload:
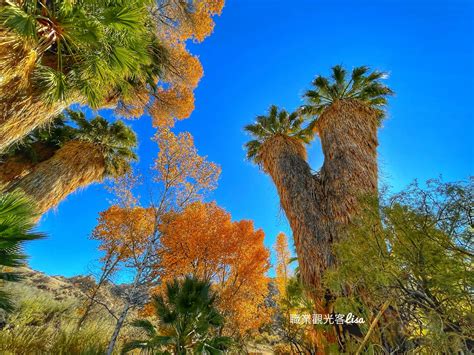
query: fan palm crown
123 276 232 354
67 110 138 178
0 0 163 107
244 105 316 164
301 65 393 121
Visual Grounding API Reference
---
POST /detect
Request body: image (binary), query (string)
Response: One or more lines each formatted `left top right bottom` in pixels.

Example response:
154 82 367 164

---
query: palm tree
0 0 165 151
0 115 74 188
244 66 393 309
0 191 43 311
5 111 137 215
123 276 233 354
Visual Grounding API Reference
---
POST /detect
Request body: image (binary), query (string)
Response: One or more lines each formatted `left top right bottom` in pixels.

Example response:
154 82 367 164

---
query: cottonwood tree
86 126 220 354
155 201 271 339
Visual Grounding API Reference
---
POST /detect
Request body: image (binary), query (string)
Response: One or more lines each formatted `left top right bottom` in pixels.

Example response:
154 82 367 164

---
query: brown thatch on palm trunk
245 66 392 308
3 111 137 215
0 29 70 152
0 85 69 152
6 140 105 214
0 159 35 189
0 117 74 188
259 134 328 302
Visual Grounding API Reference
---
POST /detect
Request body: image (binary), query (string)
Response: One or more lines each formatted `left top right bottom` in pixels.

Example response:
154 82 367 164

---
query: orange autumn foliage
274 232 292 299
149 86 195 128
157 202 271 337
156 0 224 43
117 0 224 125
153 128 220 206
92 205 156 263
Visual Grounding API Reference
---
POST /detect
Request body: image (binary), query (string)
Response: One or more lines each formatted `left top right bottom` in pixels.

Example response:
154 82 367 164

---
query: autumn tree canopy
157 201 271 337
0 0 225 150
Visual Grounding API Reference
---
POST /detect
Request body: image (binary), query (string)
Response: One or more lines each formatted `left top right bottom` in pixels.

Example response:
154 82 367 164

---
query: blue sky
27 0 473 277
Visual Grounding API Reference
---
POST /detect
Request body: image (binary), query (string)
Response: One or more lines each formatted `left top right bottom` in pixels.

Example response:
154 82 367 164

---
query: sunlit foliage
324 178 474 353
156 201 271 337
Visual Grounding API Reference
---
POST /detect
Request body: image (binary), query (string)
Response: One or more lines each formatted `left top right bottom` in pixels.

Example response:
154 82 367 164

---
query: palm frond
302 65 393 121
244 105 315 164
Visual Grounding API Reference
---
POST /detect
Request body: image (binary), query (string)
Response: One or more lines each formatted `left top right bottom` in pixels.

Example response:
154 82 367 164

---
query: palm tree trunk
0 159 35 190
318 99 379 233
260 135 328 303
0 85 68 152
261 100 379 303
6 140 105 215
0 29 73 152
0 143 57 189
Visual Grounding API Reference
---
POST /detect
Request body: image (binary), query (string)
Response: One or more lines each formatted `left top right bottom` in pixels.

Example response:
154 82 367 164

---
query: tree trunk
106 302 131 355
0 84 68 152
6 140 105 215
0 29 74 152
261 100 379 303
0 143 57 189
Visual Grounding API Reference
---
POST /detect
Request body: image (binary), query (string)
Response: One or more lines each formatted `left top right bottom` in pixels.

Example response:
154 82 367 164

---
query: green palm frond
244 105 315 164
129 319 157 338
0 191 43 312
0 3 38 38
1 0 164 107
33 66 69 104
66 110 138 178
302 65 394 120
123 277 231 354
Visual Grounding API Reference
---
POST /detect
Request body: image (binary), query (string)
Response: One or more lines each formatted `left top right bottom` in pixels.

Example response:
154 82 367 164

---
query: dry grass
0 283 120 354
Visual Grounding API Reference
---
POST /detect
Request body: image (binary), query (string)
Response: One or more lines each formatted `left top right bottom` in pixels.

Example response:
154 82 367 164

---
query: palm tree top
122 276 232 354
66 110 138 178
2 110 138 178
0 0 162 108
244 105 316 164
301 65 394 120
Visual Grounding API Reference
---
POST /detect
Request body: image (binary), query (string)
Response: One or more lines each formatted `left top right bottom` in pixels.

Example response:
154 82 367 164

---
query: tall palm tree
123 276 232 354
244 66 393 308
0 191 43 311
5 111 137 215
0 0 165 151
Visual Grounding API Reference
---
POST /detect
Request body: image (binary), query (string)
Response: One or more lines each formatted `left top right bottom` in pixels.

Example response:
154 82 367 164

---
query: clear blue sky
27 0 473 277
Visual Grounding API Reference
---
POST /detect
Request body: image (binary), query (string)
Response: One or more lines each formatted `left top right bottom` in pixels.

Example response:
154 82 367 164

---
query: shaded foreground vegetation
0 178 472 354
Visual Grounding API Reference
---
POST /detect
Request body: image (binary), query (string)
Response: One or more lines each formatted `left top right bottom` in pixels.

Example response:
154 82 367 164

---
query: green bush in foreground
324 178 473 353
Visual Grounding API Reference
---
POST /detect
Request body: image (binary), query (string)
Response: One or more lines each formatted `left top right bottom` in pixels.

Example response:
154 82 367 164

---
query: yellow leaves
149 86 195 127
274 232 291 300
157 0 224 43
165 44 204 88
92 205 156 262
153 128 220 205
189 0 225 42
149 44 203 127
157 201 271 336
114 87 150 119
